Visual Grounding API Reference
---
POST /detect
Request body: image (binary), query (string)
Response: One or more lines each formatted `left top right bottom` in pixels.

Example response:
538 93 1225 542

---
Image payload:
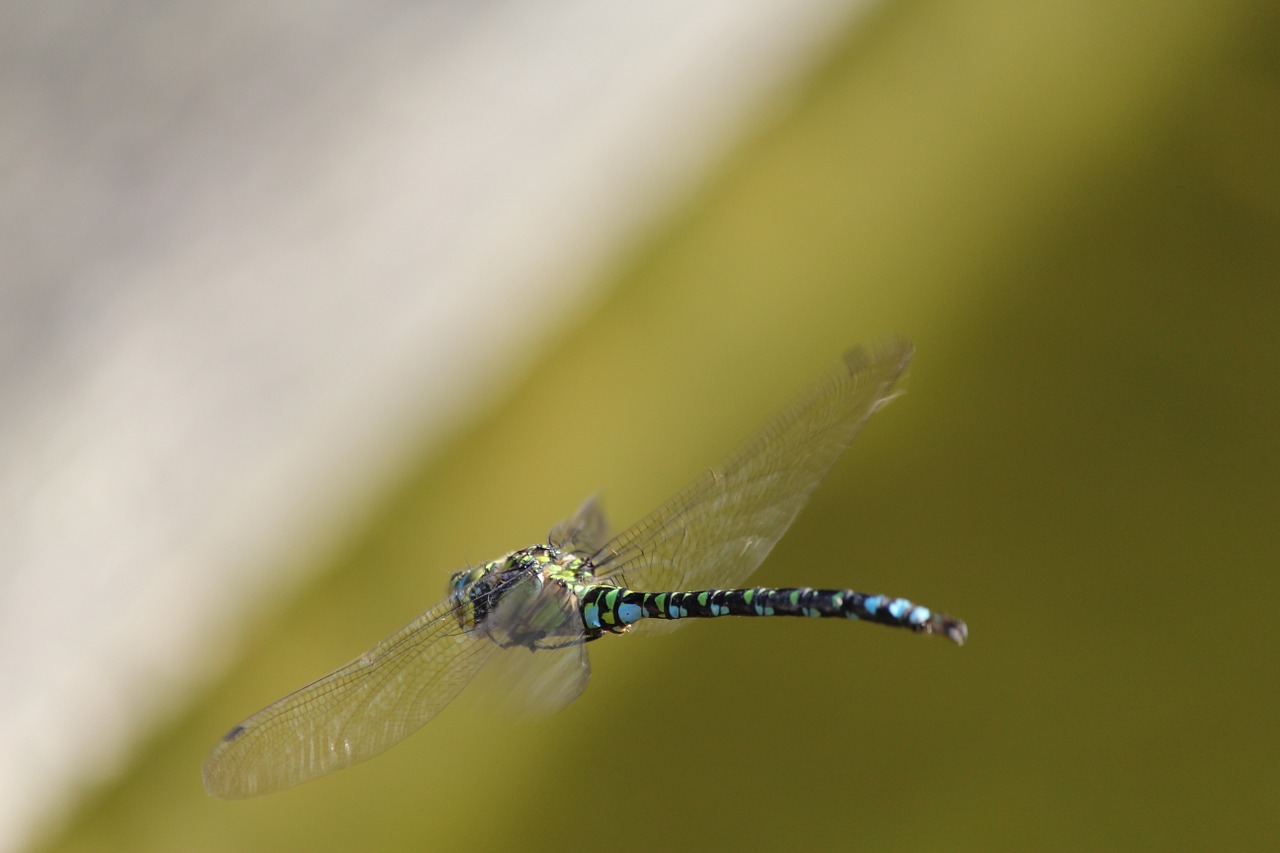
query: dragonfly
203 336 966 799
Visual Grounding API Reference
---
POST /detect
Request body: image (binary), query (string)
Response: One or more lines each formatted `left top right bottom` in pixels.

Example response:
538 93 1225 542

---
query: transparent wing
591 337 912 598
203 593 498 799
548 496 610 556
481 577 592 718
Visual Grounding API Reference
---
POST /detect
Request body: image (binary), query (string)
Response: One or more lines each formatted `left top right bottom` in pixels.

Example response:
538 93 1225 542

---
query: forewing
591 337 912 596
203 594 497 799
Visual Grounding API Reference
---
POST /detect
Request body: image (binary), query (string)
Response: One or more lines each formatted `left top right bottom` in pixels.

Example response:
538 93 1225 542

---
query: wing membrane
548 496 610 556
203 594 496 799
591 337 912 596
478 566 593 716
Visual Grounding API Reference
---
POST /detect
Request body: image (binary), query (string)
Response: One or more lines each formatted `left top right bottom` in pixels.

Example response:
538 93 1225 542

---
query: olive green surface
45 2 1280 850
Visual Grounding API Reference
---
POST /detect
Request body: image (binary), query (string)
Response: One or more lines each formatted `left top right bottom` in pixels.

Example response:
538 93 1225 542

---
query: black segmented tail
580 585 967 645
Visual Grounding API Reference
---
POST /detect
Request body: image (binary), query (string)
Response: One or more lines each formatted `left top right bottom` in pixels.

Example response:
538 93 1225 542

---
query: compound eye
448 567 485 595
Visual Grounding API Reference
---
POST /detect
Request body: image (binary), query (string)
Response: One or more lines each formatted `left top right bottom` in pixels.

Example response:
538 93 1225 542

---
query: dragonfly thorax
450 545 596 650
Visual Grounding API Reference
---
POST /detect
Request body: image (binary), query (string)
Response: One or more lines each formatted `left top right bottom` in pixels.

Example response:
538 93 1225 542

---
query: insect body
204 337 965 799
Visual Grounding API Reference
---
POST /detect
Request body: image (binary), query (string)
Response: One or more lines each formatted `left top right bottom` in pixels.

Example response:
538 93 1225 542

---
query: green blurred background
46 2 1279 850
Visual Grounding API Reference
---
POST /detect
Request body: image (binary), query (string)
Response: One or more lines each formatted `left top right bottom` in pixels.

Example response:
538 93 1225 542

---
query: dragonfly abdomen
580 585 967 645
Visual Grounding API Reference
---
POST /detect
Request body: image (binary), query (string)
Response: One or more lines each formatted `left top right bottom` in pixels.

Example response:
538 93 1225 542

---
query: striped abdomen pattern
579 585 967 645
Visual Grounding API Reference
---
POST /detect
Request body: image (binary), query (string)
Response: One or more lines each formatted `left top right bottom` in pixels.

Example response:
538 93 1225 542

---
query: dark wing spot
222 724 246 742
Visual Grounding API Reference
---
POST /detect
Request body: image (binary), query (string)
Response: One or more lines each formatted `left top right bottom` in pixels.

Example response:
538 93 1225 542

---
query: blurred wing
591 337 912 597
481 576 592 718
548 496 610 556
203 594 496 799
